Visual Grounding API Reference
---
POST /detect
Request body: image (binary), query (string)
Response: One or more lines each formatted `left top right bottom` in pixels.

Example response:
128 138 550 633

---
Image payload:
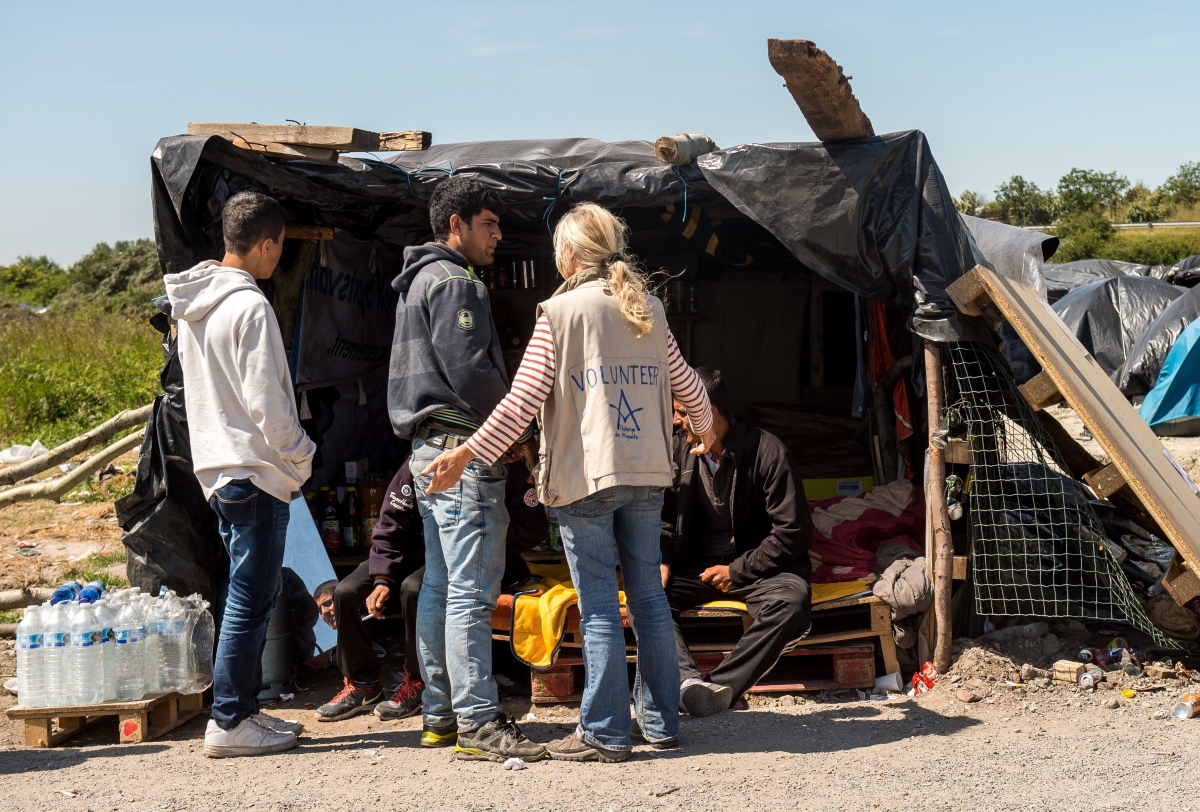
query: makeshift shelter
1050 275 1184 375
1139 318 1200 436
1041 258 1164 303
1113 284 1200 397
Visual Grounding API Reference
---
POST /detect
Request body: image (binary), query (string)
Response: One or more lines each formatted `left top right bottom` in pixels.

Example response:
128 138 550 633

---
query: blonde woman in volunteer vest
423 203 716 761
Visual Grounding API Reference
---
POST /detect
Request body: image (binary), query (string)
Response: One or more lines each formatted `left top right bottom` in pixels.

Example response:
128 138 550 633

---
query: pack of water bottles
14 580 216 708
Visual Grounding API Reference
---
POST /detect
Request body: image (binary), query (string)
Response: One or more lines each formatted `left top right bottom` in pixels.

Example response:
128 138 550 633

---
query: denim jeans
411 437 508 732
208 479 289 731
558 485 680 751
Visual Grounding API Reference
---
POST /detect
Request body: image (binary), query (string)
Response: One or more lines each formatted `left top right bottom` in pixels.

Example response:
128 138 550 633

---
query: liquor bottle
320 487 341 552
340 487 360 552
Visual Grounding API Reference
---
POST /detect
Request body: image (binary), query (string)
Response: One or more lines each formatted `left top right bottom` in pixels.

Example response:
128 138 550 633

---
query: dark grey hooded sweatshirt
387 242 510 439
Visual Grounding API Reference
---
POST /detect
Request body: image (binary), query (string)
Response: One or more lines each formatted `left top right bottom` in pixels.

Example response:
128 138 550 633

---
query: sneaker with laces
316 678 382 722
203 717 297 758
253 712 304 736
453 713 548 762
375 670 424 720
420 720 458 747
545 731 630 763
679 677 732 717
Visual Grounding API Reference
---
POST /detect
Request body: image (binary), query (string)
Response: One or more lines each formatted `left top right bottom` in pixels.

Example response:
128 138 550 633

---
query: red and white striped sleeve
666 326 713 436
467 315 557 464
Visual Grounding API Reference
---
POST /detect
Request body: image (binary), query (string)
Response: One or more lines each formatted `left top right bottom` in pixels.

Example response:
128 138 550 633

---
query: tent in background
1113 284 1200 396
1139 317 1200 436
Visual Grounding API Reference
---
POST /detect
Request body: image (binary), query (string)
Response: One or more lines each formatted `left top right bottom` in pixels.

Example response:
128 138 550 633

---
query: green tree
954 190 987 217
1056 168 1129 218
993 175 1055 226
0 256 72 306
1163 161 1200 205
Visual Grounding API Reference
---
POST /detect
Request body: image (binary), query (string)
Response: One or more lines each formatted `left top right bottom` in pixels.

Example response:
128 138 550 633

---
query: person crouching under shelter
661 368 813 716
316 456 546 722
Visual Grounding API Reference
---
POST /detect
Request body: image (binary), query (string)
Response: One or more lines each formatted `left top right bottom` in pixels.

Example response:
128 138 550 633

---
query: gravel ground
2 663 1199 812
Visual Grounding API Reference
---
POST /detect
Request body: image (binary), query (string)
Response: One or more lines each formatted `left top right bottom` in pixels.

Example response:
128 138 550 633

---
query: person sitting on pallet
315 454 547 722
660 367 813 717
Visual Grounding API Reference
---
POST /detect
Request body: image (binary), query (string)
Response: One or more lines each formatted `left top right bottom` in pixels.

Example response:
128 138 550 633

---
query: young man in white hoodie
165 191 317 757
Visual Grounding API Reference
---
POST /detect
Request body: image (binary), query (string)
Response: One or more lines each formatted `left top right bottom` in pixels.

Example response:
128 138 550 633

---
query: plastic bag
180 594 215 694
0 439 48 464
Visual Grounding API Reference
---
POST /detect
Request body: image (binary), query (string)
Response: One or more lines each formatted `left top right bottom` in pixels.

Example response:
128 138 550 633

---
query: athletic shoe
375 670 424 720
315 677 382 722
679 678 732 717
454 713 548 762
253 712 305 735
631 719 678 750
545 731 630 763
420 720 459 747
203 717 297 758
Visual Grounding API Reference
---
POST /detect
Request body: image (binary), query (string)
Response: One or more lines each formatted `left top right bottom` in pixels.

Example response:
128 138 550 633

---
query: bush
0 310 163 447
56 239 165 318
0 256 73 306
992 175 1056 226
1051 212 1116 262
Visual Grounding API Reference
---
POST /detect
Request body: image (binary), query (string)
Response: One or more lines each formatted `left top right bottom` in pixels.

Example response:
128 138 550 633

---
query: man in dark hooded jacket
387 176 544 762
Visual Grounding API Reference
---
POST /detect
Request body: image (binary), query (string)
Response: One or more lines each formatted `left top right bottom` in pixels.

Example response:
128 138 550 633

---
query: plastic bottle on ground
184 595 215 694
68 604 104 706
16 605 45 708
92 599 117 701
41 601 70 705
49 580 84 606
142 597 166 694
78 580 105 605
113 601 146 701
159 595 188 691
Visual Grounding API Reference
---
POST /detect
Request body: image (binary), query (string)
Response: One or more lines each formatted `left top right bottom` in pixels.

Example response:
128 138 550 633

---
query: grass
61 549 128 588
0 609 22 624
1053 226 1200 265
63 464 137 504
0 310 162 447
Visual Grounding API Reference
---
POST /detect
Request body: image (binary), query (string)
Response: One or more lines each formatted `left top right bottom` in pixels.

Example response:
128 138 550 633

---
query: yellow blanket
508 563 871 669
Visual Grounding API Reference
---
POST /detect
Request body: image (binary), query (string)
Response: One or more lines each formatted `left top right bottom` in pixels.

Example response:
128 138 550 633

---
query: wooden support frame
6 692 204 748
187 123 431 152
925 342 955 672
1083 463 1127 499
1019 370 1065 411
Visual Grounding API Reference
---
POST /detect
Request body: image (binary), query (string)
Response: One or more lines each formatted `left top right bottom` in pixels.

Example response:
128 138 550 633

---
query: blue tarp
1139 318 1200 436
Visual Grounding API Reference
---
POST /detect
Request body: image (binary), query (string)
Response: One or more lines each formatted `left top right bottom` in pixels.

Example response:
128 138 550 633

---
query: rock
981 622 1050 645
957 689 981 704
1104 698 1120 709
1149 709 1169 720
779 695 798 706
1040 633 1060 658
1053 619 1089 639
1020 664 1051 682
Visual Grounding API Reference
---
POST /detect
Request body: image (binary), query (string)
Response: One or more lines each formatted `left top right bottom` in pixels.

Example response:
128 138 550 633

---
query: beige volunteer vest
535 280 674 507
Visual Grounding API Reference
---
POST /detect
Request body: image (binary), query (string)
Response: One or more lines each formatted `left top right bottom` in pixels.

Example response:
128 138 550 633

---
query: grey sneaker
679 678 732 717
252 712 304 735
454 713 548 762
316 678 382 722
375 671 423 721
203 718 297 758
631 719 678 750
545 731 631 763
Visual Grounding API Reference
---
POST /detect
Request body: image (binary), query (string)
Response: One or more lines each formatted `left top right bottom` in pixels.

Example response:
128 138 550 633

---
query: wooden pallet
6 692 204 748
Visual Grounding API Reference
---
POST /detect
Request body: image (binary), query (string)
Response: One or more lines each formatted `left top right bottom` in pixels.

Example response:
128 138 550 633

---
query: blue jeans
208 479 289 731
411 438 508 732
558 485 679 751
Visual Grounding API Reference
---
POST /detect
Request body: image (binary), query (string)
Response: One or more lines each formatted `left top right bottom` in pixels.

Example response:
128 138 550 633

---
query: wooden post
924 341 954 672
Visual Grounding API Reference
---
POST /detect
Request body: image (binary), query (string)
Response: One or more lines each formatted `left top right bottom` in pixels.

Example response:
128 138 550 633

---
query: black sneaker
679 678 732 717
375 670 424 721
316 678 382 722
631 719 678 750
454 713 548 762
420 720 458 747
545 731 631 763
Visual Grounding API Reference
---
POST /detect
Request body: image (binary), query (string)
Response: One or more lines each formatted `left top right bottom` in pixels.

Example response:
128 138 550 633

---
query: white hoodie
164 260 315 503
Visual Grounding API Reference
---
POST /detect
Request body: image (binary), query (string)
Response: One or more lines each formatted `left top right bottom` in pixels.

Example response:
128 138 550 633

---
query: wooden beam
1164 556 1200 606
285 224 334 241
1019 370 1065 411
1083 463 1127 499
767 39 874 142
925 341 954 673
654 134 717 165
953 555 968 581
228 139 339 163
188 123 431 152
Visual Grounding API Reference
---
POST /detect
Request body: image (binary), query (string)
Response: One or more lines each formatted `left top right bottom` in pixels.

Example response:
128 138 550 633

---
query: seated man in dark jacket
661 368 813 717
316 457 546 722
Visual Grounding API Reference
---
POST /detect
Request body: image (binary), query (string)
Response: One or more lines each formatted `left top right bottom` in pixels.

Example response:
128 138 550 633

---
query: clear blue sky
2 0 1197 266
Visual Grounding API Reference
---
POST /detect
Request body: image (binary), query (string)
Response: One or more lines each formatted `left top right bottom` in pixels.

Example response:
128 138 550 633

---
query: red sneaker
374 670 424 720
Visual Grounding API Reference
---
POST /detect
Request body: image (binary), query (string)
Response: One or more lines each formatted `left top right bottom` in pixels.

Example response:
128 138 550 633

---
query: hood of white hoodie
164 260 264 322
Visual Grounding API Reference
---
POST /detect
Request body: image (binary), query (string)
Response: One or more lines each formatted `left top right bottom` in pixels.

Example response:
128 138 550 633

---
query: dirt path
0 654 1197 812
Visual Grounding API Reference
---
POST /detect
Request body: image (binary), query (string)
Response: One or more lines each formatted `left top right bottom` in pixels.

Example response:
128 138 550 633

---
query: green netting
946 341 1180 649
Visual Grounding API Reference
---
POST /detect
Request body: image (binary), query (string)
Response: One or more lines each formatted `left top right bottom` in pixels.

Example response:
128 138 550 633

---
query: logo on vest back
456 309 475 330
610 389 644 439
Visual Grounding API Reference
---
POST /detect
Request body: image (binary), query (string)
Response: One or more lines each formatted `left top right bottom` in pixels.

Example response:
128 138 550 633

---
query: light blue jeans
411 438 509 732
558 485 680 751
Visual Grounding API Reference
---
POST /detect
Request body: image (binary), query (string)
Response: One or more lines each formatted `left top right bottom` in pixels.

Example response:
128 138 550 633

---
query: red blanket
808 486 925 583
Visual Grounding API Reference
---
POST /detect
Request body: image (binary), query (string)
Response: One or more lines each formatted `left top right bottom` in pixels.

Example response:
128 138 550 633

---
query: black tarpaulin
1051 276 1184 375
1113 284 1200 396
1042 259 1158 303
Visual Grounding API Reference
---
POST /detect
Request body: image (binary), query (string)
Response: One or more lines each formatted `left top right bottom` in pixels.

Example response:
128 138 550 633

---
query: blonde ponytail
552 203 655 335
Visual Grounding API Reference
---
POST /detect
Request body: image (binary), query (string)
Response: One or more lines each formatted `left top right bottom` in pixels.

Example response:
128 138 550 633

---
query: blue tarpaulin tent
1139 318 1200 436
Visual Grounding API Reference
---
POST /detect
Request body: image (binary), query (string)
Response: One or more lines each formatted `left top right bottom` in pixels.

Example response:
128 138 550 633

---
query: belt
415 424 470 450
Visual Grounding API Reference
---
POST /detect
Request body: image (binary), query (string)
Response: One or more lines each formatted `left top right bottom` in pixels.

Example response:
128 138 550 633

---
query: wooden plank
228 139 339 162
1019 370 1065 411
1083 463 1127 499
1164 556 1200 605
953 555 968 580
766 40 873 142
377 130 433 151
285 224 334 241
1052 660 1086 682
189 123 431 152
7 694 167 718
870 600 902 676
946 266 1200 602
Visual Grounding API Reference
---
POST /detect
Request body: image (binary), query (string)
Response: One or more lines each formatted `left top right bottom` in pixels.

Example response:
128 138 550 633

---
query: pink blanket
808 481 925 583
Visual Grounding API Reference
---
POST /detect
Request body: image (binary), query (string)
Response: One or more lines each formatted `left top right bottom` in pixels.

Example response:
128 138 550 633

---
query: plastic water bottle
142 598 166 694
41 601 70 705
50 580 84 605
78 580 105 605
68 604 104 706
92 599 117 701
183 595 215 694
159 597 188 691
114 601 145 701
16 605 45 708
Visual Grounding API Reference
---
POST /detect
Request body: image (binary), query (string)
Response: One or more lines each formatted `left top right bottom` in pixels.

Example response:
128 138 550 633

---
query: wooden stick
0 430 144 509
653 134 717 165
924 341 954 672
0 588 54 612
0 404 153 487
